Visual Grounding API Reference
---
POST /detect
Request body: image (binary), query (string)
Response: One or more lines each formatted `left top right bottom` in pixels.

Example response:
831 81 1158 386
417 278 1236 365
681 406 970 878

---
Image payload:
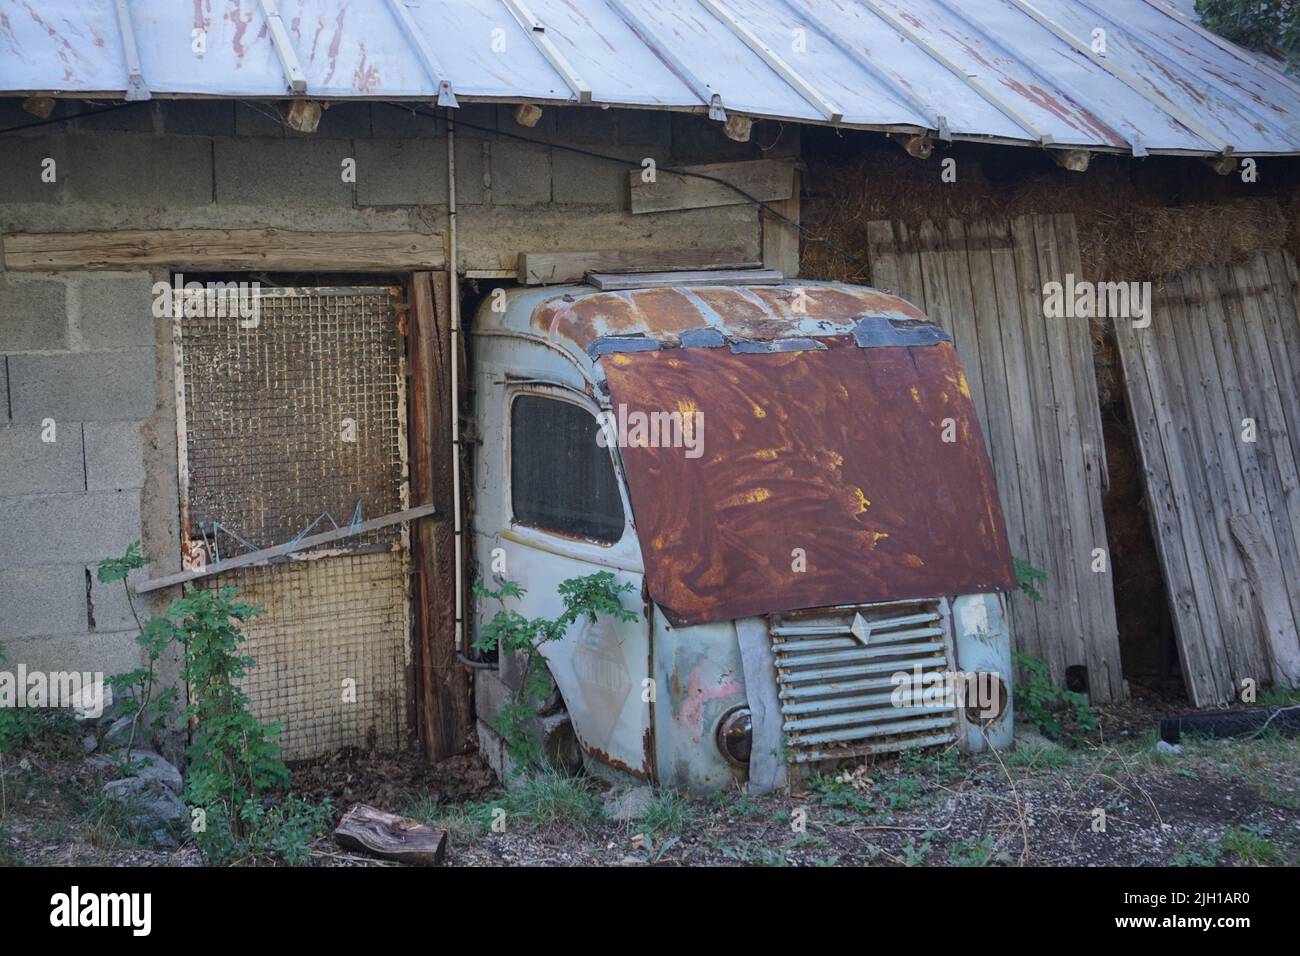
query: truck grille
770 599 959 763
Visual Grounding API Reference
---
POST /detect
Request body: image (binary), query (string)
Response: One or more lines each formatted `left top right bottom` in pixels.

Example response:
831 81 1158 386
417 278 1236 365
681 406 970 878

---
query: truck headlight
716 706 752 766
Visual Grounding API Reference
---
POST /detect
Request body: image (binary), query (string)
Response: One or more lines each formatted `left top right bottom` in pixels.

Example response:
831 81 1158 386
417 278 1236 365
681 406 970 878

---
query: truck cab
471 280 1016 794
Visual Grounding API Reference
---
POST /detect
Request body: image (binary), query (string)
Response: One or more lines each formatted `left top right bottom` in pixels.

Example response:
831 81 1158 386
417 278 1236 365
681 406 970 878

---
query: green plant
472 572 636 769
1220 824 1280 864
1013 652 1098 745
237 796 335 866
466 769 606 834
1196 1 1300 72
638 788 693 837
947 835 1011 867
900 831 934 866
1171 839 1223 867
97 542 177 761
1013 557 1048 603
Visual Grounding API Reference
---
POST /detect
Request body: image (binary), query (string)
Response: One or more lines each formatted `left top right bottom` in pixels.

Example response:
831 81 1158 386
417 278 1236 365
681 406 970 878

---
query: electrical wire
0 99 148 135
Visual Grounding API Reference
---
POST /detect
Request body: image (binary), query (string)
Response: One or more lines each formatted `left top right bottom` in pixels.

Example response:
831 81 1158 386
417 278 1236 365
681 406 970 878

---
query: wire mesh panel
177 285 410 758
179 287 406 556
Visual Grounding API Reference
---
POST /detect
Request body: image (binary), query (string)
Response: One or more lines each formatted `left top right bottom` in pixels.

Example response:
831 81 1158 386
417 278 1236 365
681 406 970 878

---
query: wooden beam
334 805 447 865
517 246 758 284
134 504 437 594
630 158 794 215
408 271 474 761
285 99 321 133
588 268 782 290
2 229 443 271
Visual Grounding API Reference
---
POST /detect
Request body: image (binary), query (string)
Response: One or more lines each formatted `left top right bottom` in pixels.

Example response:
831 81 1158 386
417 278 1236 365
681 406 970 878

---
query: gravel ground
3 694 1296 868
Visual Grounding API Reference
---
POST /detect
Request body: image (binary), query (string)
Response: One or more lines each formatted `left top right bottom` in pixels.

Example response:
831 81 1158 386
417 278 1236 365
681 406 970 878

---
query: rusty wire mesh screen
179 287 407 556
208 552 409 758
179 285 410 758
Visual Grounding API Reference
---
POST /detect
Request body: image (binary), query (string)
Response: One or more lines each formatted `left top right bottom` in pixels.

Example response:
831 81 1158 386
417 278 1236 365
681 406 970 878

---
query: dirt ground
2 692 1296 868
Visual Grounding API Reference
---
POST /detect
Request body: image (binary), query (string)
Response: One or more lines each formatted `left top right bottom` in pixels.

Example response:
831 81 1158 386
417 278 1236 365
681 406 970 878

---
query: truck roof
475 281 941 374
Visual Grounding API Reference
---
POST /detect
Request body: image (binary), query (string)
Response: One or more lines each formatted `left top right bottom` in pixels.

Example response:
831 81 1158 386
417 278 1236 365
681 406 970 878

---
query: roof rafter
607 0 726 121
386 0 458 107
113 0 149 101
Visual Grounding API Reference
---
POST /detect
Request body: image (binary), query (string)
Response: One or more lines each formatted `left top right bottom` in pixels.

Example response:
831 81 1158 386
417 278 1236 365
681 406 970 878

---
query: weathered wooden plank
1029 214 1107 697
517 247 758 284
629 159 795 214
1229 514 1300 687
1009 215 1083 688
965 219 1040 658
984 218 1048 663
1156 275 1259 685
938 220 991 449
2 229 444 271
1260 251 1300 469
587 268 782 290
334 804 447 865
762 169 801 278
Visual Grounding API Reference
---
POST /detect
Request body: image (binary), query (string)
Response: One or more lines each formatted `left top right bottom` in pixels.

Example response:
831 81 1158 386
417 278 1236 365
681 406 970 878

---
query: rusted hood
602 337 1015 627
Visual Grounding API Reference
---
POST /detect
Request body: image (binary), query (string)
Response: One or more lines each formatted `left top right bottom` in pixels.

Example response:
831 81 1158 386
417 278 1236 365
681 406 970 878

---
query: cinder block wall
0 271 164 676
0 98 783 684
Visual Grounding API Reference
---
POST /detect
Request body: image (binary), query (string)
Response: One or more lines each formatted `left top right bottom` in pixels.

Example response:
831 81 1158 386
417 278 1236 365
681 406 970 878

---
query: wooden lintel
517 247 759 284
2 229 444 272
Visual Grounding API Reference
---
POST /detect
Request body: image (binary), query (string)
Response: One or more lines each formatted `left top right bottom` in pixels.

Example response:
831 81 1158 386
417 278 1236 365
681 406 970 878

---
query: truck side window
510 394 625 544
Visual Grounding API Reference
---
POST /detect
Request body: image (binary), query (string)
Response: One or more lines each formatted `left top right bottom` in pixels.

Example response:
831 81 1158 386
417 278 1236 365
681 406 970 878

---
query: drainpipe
447 113 468 662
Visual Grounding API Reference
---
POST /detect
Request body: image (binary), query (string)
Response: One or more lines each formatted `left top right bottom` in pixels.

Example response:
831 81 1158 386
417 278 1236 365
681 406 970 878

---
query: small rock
82 734 98 754
603 785 655 822
103 716 136 749
88 751 184 794
102 777 186 848
1014 726 1063 752
1156 740 1183 754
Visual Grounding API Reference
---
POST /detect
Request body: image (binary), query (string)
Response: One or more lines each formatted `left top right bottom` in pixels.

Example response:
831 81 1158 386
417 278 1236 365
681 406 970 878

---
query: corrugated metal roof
1 0 1297 156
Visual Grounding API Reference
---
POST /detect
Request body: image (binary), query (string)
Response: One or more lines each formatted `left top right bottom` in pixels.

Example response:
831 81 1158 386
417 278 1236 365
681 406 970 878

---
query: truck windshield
600 338 1015 627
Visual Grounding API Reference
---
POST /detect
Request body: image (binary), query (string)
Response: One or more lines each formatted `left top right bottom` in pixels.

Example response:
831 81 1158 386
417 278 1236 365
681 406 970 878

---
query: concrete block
0 358 8 423
0 491 142 570
491 141 551 205
67 135 213 206
670 112 759 165
7 350 155 423
354 137 484 206
72 102 156 134
370 103 443 139
552 148 641 207
0 274 69 351
304 102 373 139
0 423 86 494
163 100 236 136
215 138 355 206
0 630 142 680
86 563 145 633
0 135 65 204
557 107 619 145
75 274 157 349
0 565 87 637
84 421 145 491
616 108 672 147
234 101 288 137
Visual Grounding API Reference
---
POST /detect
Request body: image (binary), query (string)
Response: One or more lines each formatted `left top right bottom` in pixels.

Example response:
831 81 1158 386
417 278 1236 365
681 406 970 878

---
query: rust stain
603 340 1015 626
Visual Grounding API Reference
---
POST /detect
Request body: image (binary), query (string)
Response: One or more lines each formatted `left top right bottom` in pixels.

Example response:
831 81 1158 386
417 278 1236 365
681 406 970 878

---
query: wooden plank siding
866 215 1125 702
1113 253 1300 706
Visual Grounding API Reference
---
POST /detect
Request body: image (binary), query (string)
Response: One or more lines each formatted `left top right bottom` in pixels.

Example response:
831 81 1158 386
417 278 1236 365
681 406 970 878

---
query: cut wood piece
630 159 794 214
1229 514 1300 687
588 268 782 291
2 229 443 271
516 247 758 284
334 804 447 866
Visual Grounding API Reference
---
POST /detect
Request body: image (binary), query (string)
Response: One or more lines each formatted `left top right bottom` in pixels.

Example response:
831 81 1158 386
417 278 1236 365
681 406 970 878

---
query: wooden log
1 229 444 272
517 247 758 284
334 804 448 866
630 159 794 214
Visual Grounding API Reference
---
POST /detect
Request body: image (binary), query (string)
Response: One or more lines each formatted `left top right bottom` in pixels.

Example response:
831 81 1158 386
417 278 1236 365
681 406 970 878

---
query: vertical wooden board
762 170 800 278
1225 260 1300 643
1040 213 1123 697
866 221 905 298
986 218 1050 662
917 221 958 340
972 219 1040 655
1157 276 1259 684
1260 251 1300 469
938 220 992 448
1009 216 1077 685
1112 303 1215 703
1177 272 1275 684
